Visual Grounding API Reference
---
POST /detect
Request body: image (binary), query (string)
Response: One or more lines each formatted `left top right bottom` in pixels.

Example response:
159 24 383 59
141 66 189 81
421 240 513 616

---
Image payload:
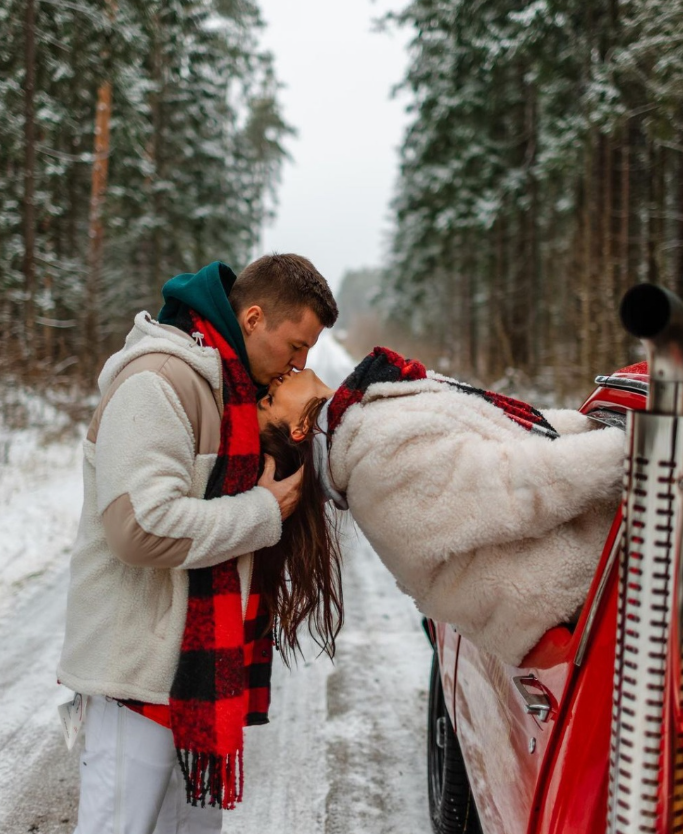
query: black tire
427 650 483 834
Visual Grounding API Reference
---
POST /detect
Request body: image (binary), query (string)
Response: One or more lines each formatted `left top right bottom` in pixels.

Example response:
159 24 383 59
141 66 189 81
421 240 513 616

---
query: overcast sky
255 0 410 293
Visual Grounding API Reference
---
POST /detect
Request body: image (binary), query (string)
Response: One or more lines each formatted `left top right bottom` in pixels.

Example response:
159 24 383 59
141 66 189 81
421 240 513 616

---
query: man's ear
241 305 264 335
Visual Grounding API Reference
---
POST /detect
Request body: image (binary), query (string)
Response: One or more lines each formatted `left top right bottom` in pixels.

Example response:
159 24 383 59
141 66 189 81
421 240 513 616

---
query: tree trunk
468 248 479 379
619 128 632 359
84 0 116 385
656 143 666 286
490 216 513 376
84 80 112 384
23 0 37 372
151 15 165 295
525 82 540 376
676 144 683 298
458 239 473 376
646 138 659 284
43 269 54 363
598 135 615 370
629 120 646 287
579 137 594 380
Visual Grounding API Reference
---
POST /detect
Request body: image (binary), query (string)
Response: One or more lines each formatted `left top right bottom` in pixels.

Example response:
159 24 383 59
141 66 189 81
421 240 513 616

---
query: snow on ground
0 389 87 832
0 406 84 614
0 334 433 834
227 523 432 834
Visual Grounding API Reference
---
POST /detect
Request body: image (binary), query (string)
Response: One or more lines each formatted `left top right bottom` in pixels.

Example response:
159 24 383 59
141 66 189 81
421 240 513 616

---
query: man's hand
258 454 303 520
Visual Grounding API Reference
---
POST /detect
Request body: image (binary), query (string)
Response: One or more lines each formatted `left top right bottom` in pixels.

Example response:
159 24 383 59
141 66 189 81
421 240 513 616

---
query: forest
0 0 289 387
377 0 683 394
3 0 683 396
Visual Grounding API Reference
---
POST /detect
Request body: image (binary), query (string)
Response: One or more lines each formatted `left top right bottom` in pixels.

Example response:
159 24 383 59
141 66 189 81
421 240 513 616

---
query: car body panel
455 639 569 833
528 514 623 834
432 372 649 834
434 621 459 725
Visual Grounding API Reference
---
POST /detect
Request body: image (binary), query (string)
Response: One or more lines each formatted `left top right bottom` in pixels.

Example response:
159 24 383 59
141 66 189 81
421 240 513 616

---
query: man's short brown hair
230 253 338 329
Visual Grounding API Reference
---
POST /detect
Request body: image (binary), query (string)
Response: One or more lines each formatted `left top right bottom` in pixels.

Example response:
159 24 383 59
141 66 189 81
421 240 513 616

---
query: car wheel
427 650 482 834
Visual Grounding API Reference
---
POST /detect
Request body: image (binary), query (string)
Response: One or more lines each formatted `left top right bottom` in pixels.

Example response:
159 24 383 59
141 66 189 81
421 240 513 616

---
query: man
58 254 338 834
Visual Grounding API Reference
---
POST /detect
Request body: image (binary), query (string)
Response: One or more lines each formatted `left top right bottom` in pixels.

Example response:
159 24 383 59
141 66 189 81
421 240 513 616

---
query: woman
258 347 625 666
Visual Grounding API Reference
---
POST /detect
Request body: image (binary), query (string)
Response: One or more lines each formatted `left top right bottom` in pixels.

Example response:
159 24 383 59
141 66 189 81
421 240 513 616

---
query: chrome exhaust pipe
620 282 683 413
608 283 683 833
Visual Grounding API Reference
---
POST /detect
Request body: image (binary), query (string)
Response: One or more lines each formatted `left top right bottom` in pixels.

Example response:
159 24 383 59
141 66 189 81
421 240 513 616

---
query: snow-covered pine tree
0 0 290 386
384 0 683 393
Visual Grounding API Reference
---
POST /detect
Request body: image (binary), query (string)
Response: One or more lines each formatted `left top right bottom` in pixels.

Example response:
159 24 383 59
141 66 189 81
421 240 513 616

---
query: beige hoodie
57 312 281 703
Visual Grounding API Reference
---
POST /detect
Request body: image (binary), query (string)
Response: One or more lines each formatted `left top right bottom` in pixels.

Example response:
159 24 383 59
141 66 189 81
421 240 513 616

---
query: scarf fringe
176 747 244 810
165 306 270 812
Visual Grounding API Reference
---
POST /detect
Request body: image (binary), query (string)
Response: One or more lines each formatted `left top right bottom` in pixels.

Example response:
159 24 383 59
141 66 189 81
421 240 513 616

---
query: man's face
242 305 324 385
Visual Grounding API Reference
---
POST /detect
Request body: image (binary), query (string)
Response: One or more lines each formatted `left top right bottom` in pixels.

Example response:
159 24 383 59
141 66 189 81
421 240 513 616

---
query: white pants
74 695 223 834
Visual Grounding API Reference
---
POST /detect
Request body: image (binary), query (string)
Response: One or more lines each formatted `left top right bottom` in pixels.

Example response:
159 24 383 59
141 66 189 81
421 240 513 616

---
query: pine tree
384 0 683 393
0 0 291 386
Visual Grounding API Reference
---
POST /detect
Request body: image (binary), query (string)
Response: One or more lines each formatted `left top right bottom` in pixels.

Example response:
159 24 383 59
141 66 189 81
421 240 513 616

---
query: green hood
157 261 250 373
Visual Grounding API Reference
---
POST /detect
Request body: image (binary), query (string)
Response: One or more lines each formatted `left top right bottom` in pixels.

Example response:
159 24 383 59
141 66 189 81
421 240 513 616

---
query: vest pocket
152 571 173 637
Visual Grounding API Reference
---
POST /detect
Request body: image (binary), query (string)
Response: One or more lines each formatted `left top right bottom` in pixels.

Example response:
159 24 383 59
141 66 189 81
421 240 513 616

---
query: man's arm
96 370 283 569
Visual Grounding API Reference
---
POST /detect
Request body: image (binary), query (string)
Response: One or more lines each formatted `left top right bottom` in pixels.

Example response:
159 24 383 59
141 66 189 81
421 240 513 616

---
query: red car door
451 510 624 834
454 633 573 832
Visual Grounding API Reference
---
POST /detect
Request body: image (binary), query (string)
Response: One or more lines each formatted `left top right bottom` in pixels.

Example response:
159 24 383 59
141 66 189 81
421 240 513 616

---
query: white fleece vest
58 313 281 702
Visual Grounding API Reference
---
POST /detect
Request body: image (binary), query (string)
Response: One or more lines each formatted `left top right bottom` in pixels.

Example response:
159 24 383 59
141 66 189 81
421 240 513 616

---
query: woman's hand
258 454 303 520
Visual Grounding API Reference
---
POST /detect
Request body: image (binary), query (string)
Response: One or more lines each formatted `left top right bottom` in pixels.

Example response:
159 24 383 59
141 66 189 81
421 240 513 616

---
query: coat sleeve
95 370 282 569
336 396 625 559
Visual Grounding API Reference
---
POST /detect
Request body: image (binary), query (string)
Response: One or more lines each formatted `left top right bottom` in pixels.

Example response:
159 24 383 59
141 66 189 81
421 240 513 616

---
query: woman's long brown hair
257 397 344 666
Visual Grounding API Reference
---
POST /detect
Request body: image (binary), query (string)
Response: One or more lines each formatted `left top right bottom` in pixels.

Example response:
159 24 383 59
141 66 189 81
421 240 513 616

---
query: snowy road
0 532 432 834
0 337 433 833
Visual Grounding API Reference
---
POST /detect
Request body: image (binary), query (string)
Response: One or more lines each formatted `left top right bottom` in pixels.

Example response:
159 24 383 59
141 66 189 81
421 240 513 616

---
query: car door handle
513 675 551 722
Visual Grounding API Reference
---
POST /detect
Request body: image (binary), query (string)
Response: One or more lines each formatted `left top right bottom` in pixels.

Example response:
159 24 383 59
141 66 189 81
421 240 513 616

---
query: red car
425 284 683 834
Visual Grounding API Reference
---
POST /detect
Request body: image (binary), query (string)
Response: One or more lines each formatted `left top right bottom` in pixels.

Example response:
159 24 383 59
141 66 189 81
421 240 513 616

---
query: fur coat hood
328 373 624 665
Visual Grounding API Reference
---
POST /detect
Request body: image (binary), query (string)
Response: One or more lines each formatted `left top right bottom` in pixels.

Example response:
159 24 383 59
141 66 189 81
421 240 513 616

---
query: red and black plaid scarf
171 309 274 809
328 347 558 440
124 309 273 810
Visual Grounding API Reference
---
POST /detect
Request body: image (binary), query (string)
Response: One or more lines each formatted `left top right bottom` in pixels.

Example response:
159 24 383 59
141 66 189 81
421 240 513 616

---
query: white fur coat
329 375 624 665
